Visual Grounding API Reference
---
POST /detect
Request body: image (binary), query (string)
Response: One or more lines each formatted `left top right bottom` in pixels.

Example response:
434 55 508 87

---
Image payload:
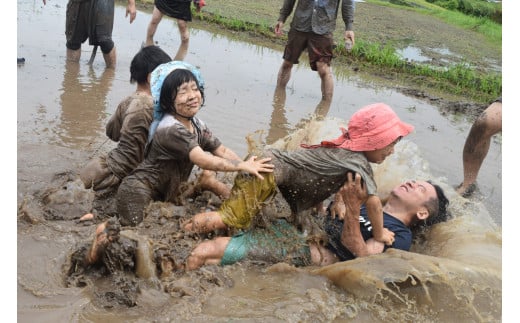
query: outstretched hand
241 155 274 180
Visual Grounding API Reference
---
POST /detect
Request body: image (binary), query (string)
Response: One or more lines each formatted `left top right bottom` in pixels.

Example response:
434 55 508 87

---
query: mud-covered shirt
105 93 154 180
130 115 221 201
79 93 154 192
324 205 412 261
269 146 376 213
278 0 355 35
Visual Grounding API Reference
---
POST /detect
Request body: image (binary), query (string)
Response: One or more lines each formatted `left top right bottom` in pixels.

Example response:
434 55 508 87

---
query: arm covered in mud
212 144 243 162
189 146 274 180
339 173 385 257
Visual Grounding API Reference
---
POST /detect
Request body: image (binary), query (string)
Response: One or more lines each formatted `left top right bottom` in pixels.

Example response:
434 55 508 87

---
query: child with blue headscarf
116 61 274 226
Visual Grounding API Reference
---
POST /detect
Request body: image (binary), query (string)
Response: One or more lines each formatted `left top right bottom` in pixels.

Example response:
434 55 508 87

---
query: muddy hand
376 227 395 246
242 155 274 180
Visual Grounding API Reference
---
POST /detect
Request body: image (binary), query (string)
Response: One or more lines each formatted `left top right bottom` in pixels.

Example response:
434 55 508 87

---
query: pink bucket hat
303 103 414 151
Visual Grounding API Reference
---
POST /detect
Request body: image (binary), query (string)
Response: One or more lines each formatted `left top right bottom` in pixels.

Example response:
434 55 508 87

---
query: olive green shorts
219 172 277 229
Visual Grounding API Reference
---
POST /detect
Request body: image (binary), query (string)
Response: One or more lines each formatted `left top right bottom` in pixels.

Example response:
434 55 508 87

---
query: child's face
173 80 202 118
364 139 399 164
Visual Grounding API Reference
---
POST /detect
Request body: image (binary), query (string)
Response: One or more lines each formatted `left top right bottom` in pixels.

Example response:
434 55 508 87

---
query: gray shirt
278 0 355 35
268 146 376 213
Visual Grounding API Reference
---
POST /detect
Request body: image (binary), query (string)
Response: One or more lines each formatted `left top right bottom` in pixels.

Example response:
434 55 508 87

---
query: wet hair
130 46 172 84
159 68 205 115
421 180 451 227
411 181 451 244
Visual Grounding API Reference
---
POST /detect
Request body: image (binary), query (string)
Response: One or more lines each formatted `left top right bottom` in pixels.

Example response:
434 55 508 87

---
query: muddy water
17 0 502 322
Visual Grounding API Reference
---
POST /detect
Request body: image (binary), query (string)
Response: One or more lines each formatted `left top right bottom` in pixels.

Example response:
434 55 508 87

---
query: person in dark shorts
185 175 450 270
144 0 205 60
274 0 355 102
42 0 137 68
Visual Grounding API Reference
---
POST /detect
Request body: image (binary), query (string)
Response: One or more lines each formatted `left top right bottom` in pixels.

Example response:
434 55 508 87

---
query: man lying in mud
186 173 450 269
73 173 449 278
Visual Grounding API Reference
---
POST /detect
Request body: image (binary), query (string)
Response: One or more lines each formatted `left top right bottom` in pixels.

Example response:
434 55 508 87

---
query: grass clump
335 39 501 102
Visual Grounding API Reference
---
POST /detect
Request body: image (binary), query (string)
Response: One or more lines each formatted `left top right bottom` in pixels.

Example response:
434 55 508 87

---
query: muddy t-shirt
132 114 221 200
269 146 376 213
105 93 154 179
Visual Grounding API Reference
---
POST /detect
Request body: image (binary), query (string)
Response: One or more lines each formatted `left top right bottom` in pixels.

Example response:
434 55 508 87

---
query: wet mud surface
17 0 502 321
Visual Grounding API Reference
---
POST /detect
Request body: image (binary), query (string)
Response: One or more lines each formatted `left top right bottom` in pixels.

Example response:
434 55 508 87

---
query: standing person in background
43 0 137 68
79 46 172 219
274 0 355 102
456 98 502 197
144 0 205 61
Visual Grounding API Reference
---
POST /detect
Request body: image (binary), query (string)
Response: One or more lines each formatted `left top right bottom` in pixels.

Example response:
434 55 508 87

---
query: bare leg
186 237 231 270
145 7 163 46
102 47 116 69
184 211 227 233
316 61 333 102
313 98 331 120
457 101 502 196
66 48 81 63
197 170 231 199
276 59 293 88
173 19 189 61
179 170 230 201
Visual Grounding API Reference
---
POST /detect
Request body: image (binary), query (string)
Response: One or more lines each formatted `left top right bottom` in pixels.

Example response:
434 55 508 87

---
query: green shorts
220 219 311 267
219 172 277 229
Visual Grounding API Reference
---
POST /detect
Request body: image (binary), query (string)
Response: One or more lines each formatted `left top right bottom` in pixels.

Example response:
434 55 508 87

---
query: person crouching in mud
114 63 274 227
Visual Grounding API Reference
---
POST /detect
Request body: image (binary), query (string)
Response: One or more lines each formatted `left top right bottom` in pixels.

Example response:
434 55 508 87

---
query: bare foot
183 212 227 233
456 183 477 198
85 219 120 265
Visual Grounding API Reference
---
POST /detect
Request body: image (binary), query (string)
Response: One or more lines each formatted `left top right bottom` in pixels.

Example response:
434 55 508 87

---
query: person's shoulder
191 116 209 129
126 94 153 113
336 147 367 159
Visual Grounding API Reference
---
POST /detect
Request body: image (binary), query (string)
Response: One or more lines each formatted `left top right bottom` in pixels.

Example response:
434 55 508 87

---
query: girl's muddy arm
365 195 394 246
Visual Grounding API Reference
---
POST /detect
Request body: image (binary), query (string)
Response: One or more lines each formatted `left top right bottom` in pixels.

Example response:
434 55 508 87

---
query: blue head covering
148 61 205 142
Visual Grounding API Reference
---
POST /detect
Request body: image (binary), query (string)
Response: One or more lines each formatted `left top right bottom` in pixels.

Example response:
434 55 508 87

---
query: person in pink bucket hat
185 103 414 248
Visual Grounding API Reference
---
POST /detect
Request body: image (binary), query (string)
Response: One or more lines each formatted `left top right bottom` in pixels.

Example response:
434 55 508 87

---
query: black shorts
155 0 192 21
282 29 334 71
65 0 115 53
